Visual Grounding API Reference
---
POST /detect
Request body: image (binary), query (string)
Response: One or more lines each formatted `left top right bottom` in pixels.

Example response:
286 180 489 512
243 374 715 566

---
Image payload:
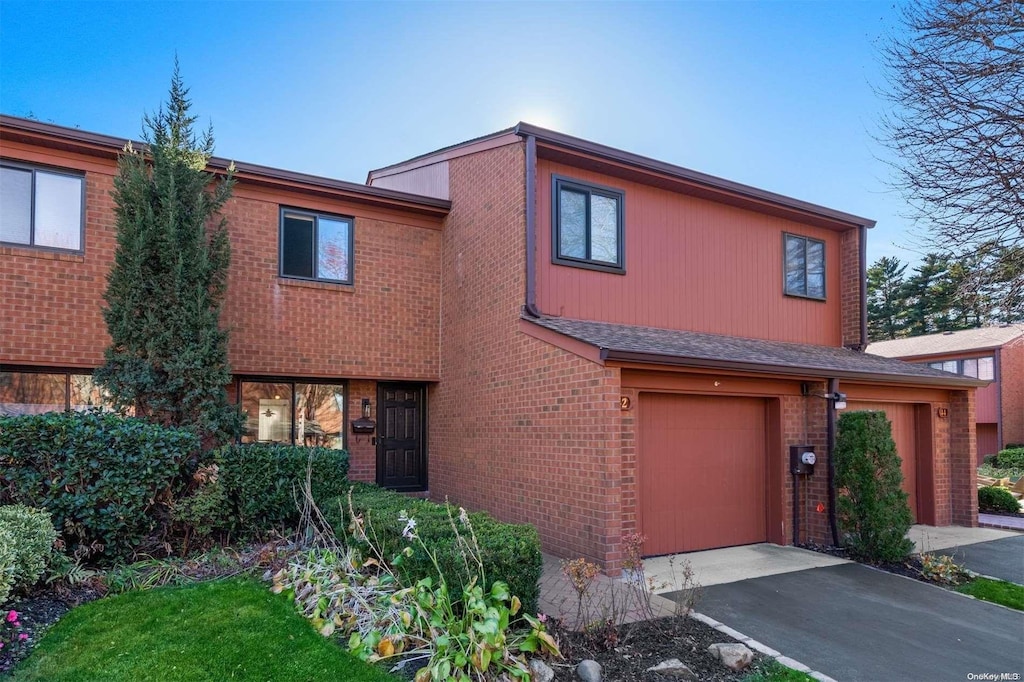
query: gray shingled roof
867 325 1024 359
527 316 985 386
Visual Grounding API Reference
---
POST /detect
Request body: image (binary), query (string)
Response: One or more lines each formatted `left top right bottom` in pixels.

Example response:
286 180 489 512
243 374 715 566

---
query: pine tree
866 256 909 341
95 65 242 448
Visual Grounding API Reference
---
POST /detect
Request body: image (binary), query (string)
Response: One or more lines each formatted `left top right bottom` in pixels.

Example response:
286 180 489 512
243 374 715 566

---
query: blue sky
1 1 919 264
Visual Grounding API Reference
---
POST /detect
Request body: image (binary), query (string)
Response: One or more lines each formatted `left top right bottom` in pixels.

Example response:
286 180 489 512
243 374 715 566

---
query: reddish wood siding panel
845 401 918 521
638 393 767 555
535 159 844 345
976 382 999 424
977 424 999 459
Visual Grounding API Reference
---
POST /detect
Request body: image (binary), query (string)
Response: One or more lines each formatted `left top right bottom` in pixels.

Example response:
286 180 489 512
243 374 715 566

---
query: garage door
639 393 767 556
844 402 917 521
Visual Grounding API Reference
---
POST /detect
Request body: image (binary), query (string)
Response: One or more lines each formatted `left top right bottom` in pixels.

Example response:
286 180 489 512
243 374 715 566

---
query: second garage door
843 401 918 521
639 393 767 556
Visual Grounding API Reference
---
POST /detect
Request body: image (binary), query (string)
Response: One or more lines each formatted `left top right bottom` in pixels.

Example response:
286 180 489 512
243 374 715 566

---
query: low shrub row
994 446 1024 470
0 412 351 563
325 483 543 616
0 411 197 562
978 486 1021 514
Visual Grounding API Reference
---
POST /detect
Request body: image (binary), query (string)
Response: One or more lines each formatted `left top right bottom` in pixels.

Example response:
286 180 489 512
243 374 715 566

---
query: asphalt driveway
949 535 1024 584
664 562 1024 681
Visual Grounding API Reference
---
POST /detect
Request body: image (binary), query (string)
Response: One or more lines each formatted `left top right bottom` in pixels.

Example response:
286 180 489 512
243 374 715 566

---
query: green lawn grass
956 577 1024 611
742 659 816 682
11 577 396 682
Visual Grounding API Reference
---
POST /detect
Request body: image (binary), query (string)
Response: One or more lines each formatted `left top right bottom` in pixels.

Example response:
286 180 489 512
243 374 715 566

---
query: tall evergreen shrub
834 411 913 562
94 64 241 448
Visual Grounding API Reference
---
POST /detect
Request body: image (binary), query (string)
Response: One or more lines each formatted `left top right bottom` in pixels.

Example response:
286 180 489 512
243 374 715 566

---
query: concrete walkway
909 524 1019 553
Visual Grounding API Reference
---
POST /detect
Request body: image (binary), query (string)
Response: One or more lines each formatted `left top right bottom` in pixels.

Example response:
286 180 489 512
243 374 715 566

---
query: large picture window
280 208 353 283
1 162 84 252
552 176 624 272
0 369 114 416
784 233 826 300
238 379 347 449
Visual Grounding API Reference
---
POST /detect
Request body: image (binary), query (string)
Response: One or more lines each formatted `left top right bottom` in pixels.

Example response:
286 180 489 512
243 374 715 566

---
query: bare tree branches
879 0 1024 257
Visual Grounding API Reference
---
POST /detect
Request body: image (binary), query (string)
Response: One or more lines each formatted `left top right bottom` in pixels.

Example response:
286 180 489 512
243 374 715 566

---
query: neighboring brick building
868 326 1024 461
2 116 983 571
1 116 449 490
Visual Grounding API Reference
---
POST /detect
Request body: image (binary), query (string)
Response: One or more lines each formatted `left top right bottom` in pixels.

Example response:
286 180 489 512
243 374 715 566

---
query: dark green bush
0 411 197 563
834 411 914 562
325 483 542 616
215 444 349 537
995 447 1024 469
978 486 1021 514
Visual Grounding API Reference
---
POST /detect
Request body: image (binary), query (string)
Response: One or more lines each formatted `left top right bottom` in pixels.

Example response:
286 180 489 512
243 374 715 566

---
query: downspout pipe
523 134 541 318
859 225 868 351
827 377 840 546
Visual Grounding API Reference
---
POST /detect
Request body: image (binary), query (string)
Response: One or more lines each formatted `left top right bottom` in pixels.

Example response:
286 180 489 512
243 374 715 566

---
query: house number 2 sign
620 396 632 410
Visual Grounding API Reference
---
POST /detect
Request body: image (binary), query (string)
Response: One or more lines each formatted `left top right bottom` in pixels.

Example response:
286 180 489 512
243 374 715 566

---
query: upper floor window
553 176 624 273
280 208 353 283
784 233 825 300
928 356 994 380
0 162 84 252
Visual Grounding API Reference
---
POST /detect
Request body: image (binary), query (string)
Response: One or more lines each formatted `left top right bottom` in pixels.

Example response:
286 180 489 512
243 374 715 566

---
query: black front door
376 382 427 491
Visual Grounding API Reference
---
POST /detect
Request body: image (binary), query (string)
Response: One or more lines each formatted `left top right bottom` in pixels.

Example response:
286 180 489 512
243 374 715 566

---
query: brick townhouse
1 115 983 570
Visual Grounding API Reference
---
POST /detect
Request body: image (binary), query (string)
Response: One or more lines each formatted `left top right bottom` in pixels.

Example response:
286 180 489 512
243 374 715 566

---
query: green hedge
995 447 1024 470
0 411 197 563
325 483 542 616
978 486 1021 514
215 444 349 537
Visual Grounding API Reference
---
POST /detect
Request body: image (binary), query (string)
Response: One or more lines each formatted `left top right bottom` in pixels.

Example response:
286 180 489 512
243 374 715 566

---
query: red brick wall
429 142 627 568
780 391 831 544
2 167 116 368
1 144 443 383
1000 339 1024 447
949 390 978 526
840 228 862 349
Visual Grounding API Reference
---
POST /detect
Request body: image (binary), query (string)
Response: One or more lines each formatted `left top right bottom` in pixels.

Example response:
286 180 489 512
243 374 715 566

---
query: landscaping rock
576 658 602 682
645 658 697 679
707 643 754 671
530 658 555 682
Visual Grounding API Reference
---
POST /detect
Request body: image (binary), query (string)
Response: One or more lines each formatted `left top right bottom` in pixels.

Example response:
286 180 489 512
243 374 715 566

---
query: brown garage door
844 402 918 520
639 393 767 556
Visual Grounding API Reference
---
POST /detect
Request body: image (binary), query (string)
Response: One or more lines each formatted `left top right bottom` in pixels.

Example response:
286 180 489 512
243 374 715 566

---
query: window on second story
0 163 84 252
929 356 994 380
553 176 624 272
280 208 353 284
784 233 825 300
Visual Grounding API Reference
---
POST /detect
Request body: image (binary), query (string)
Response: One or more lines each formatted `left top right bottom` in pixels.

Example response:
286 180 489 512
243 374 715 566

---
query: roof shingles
527 316 984 387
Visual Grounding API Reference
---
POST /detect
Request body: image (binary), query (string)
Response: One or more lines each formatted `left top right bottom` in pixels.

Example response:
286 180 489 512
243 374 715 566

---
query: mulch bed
0 583 102 675
548 614 762 681
797 542 968 585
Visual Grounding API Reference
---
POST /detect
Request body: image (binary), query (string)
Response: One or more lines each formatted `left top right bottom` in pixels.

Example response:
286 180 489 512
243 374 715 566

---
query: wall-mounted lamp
351 398 376 436
802 383 847 409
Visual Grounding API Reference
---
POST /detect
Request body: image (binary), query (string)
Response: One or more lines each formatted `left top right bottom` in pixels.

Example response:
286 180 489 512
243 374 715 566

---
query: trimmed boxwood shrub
995 447 1024 469
214 444 349 537
834 411 913 562
0 505 57 600
0 411 197 563
978 486 1021 514
325 482 543 616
